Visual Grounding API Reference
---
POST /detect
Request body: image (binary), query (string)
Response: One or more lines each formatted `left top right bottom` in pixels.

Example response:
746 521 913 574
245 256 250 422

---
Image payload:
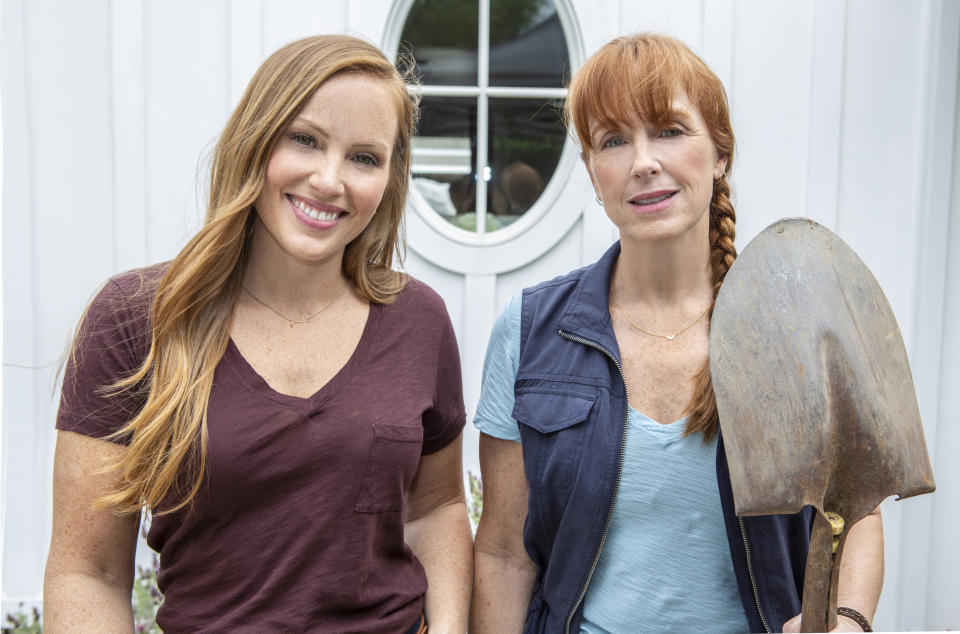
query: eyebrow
288 116 391 154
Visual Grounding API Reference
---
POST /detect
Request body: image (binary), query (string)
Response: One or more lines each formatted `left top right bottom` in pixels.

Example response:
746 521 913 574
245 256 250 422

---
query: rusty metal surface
710 218 935 631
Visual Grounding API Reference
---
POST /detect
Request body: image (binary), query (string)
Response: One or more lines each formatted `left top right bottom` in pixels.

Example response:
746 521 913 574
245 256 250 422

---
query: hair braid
684 174 737 440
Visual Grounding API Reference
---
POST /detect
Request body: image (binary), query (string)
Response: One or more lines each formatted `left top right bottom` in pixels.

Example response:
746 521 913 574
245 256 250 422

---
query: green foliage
2 603 41 634
468 470 484 532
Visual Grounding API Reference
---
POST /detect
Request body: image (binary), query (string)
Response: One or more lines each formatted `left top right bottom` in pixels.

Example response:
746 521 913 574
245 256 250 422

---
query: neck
612 220 714 307
243 218 352 311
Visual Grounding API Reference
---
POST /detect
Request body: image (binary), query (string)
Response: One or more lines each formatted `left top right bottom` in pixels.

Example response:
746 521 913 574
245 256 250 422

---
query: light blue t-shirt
474 295 749 633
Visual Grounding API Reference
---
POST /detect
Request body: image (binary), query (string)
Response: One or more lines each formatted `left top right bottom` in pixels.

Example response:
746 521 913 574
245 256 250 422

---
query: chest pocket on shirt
513 389 595 491
355 422 424 513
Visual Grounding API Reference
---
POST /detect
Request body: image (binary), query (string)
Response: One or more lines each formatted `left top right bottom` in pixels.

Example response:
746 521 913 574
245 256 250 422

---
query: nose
307 154 345 198
632 137 661 177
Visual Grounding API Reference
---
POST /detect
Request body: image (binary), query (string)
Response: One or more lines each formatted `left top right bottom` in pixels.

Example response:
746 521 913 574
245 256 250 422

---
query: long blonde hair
565 33 736 440
95 35 418 514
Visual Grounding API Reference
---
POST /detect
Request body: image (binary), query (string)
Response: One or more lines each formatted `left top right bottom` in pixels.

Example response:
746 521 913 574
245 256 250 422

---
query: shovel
710 218 935 632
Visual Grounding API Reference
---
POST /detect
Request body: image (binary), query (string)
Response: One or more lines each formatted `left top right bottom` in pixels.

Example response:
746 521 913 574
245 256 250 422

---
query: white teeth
292 197 339 221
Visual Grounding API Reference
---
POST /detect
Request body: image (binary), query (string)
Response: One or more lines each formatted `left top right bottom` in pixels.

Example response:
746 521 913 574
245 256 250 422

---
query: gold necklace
243 284 346 327
610 295 711 341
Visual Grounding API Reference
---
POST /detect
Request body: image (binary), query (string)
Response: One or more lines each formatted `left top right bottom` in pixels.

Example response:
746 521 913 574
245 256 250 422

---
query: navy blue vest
512 242 813 633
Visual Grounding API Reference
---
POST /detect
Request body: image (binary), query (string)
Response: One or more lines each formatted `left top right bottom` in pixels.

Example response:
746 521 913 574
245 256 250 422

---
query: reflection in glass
490 0 568 87
486 98 565 227
398 0 478 86
411 97 481 229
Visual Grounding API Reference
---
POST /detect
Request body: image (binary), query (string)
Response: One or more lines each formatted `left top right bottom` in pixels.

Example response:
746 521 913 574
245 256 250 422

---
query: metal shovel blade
710 218 935 632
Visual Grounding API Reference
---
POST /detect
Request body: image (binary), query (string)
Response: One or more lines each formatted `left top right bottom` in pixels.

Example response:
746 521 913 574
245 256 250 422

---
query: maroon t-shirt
57 266 466 633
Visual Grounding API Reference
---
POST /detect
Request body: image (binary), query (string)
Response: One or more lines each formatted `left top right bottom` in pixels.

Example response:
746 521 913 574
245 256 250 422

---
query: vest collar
556 241 622 359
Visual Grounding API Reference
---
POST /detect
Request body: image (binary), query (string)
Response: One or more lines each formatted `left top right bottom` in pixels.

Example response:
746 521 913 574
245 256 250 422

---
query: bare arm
783 506 884 632
405 432 473 633
43 431 140 632
470 433 537 633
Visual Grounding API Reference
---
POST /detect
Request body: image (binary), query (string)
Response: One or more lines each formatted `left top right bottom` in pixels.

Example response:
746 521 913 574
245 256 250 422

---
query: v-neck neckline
224 302 382 414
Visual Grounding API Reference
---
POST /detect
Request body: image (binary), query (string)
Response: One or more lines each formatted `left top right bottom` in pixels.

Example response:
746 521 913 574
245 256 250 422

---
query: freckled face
252 73 399 267
585 91 726 243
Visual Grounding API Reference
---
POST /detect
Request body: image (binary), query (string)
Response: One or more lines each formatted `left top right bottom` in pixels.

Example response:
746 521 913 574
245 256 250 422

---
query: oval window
397 0 572 238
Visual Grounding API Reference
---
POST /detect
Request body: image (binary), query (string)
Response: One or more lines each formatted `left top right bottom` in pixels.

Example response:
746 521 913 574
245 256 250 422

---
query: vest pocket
355 422 424 513
513 389 594 490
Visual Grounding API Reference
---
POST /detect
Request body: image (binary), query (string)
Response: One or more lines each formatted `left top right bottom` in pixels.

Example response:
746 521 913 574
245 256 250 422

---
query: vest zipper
557 329 629 634
738 517 771 632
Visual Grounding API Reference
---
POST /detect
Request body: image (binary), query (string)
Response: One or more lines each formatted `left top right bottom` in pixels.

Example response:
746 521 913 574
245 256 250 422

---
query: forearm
405 500 473 633
43 570 134 632
836 509 884 628
471 546 537 633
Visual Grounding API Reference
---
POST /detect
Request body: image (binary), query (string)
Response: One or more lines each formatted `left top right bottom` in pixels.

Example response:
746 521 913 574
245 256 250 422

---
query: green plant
2 603 41 634
468 470 484 532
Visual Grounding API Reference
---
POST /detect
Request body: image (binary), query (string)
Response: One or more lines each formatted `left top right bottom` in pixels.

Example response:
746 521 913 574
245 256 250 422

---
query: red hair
565 33 737 440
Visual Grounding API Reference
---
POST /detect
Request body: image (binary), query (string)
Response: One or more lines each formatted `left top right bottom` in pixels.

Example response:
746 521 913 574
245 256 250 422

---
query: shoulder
93 262 169 315
78 262 169 352
384 275 451 321
523 260 596 300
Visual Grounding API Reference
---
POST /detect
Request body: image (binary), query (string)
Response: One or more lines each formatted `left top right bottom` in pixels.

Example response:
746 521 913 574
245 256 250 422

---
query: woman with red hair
471 33 882 633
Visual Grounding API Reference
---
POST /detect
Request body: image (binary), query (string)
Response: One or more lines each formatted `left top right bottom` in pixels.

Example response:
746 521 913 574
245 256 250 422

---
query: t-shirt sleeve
56 277 152 443
422 303 467 455
473 293 522 442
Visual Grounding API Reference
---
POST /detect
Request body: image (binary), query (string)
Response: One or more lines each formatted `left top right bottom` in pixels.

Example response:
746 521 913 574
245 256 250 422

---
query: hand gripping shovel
710 218 935 632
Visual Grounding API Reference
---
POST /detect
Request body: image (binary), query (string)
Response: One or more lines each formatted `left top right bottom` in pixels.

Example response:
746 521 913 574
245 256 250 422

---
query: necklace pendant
666 334 676 340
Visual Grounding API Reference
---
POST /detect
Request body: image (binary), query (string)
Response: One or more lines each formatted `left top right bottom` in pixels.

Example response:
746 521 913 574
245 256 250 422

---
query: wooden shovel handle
801 511 845 632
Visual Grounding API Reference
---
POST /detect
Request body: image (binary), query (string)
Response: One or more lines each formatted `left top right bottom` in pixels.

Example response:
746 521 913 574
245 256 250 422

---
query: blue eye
660 127 683 138
602 136 626 148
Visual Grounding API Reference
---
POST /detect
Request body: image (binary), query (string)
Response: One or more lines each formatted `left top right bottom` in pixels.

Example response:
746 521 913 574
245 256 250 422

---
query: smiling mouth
630 191 677 206
288 195 344 221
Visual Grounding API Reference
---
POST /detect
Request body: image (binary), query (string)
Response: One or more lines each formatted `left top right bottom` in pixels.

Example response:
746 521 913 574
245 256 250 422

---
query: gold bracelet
837 606 872 632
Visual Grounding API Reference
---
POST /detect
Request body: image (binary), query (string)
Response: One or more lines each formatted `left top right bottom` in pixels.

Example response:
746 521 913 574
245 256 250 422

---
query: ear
714 152 728 180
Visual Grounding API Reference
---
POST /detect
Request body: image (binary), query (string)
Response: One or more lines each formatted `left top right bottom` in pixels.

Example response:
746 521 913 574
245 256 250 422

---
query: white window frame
383 0 588 275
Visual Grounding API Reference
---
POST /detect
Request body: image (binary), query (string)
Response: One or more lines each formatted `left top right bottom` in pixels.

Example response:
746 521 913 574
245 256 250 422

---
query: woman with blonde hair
44 34 471 632
471 34 882 633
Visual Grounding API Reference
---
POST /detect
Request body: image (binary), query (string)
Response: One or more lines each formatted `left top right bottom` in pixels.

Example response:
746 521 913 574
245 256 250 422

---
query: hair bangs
567 34 730 160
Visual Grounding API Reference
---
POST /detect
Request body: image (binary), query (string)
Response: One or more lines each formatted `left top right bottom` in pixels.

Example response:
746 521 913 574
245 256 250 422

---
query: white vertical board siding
229 0 265 106
730 1 815 245
111 0 149 273
263 0 348 53
619 0 704 50
144 0 231 263
3 0 115 605
928 53 960 628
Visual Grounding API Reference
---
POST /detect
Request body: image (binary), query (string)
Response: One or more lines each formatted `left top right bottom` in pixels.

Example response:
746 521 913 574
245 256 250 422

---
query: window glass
400 0 479 86
487 98 565 225
411 97 481 228
401 0 570 236
489 0 568 87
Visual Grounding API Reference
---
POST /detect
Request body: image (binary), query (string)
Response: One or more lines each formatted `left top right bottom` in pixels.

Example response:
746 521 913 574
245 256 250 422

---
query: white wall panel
144 0 231 263
927 51 960 627
263 0 348 54
570 0 621 54
229 0 265 106
111 0 148 273
620 0 704 51
730 0 815 247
